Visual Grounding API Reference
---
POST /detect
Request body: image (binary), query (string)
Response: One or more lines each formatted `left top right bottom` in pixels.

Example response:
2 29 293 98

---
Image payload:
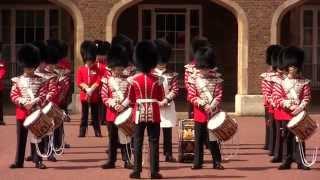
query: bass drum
288 111 318 141
207 111 238 141
42 102 69 129
114 108 135 137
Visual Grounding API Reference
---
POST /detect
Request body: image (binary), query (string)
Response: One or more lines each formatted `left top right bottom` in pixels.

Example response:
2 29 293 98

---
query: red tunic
76 64 101 103
0 60 6 91
101 76 130 122
260 72 277 114
128 73 164 123
10 75 48 121
188 72 223 123
58 58 72 71
273 76 311 121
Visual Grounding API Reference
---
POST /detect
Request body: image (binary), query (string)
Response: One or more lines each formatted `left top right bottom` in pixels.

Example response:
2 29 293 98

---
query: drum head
288 111 306 128
42 102 53 114
23 109 41 127
115 108 133 126
207 112 226 130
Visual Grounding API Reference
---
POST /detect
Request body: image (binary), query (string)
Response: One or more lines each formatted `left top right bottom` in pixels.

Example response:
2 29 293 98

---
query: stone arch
106 0 249 96
48 0 84 66
271 0 306 44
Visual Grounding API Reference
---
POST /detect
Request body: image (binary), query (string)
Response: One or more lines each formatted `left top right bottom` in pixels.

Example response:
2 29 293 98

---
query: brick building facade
0 0 318 115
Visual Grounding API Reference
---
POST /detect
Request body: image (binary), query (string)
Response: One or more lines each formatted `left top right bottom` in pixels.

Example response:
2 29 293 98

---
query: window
301 7 320 88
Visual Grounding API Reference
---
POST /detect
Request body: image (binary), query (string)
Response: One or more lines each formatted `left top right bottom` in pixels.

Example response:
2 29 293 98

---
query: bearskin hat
154 39 172 64
111 34 134 59
80 40 97 63
191 36 210 57
134 40 159 73
32 41 47 62
60 40 69 58
270 45 284 70
194 46 216 69
94 40 111 56
281 46 305 71
45 40 61 65
266 45 281 66
108 44 129 69
17 44 40 68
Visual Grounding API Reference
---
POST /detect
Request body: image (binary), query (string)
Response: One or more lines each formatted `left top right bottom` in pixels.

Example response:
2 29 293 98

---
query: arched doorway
106 0 249 113
0 0 83 114
272 0 320 107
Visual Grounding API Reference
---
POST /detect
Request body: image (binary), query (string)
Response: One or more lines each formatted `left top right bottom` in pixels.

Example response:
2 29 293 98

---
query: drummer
273 46 311 170
152 39 178 162
188 45 224 170
101 44 132 169
10 44 48 169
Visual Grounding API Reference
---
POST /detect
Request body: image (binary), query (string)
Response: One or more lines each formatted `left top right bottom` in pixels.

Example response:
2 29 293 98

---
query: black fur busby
80 40 97 63
281 46 305 71
45 40 61 65
154 39 172 64
32 41 47 62
194 46 216 69
60 40 69 58
270 45 284 70
266 45 281 66
95 40 111 55
111 34 134 59
191 37 210 57
17 44 40 68
134 40 159 73
108 44 129 68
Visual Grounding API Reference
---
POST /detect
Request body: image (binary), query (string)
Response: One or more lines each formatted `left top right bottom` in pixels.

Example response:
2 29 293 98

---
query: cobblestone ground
0 114 319 180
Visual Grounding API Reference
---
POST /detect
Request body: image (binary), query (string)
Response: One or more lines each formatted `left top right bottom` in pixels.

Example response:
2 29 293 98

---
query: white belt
136 99 158 104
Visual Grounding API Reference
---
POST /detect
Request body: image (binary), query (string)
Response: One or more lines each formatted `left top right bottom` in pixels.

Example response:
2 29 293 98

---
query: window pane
303 47 312 63
1 45 11 61
176 15 185 31
50 9 59 26
156 15 165 31
303 10 313 27
167 14 175 31
25 28 35 43
176 31 185 49
16 10 25 27
25 11 34 27
35 11 45 27
50 27 59 39
16 28 25 44
302 64 313 80
303 29 313 45
190 10 199 26
156 31 165 39
190 28 199 41
36 28 44 41
2 27 11 43
142 10 151 26
166 32 175 46
2 10 11 26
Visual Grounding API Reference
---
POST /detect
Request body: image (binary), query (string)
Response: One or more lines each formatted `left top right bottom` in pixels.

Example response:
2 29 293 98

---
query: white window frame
300 6 320 88
138 4 203 63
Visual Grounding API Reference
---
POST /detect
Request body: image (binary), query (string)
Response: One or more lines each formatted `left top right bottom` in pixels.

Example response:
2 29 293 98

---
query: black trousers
0 91 3 123
98 98 106 124
14 121 42 165
80 102 100 130
133 122 160 174
264 107 270 149
193 122 222 166
106 122 131 163
188 103 193 119
273 120 285 160
268 113 276 155
282 121 305 164
162 128 173 157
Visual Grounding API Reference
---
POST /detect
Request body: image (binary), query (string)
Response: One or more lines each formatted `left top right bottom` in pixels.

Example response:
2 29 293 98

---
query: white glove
292 106 304 115
31 97 40 106
86 87 93 96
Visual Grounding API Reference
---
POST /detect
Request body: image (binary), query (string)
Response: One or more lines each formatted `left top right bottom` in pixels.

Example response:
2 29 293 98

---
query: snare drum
24 109 54 138
287 111 318 141
42 102 69 129
207 112 238 141
114 108 134 137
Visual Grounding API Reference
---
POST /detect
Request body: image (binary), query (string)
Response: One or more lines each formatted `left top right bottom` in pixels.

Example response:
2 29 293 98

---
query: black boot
25 155 33 162
35 161 47 169
10 163 23 169
297 164 311 170
165 155 176 162
151 173 163 179
210 141 224 170
0 121 5 126
129 171 141 179
94 127 102 137
278 159 293 170
48 154 57 162
101 162 115 169
78 127 86 137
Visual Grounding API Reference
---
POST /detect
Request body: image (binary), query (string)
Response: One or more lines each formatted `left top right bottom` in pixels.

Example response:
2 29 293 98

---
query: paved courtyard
0 114 319 180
